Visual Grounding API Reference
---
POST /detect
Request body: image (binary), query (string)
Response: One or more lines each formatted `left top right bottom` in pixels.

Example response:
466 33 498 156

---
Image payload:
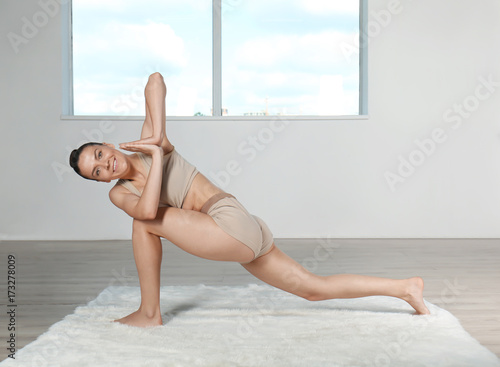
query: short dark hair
69 142 103 180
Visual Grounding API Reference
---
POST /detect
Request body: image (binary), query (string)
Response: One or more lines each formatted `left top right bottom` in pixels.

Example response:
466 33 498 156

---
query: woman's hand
119 143 164 157
119 135 163 148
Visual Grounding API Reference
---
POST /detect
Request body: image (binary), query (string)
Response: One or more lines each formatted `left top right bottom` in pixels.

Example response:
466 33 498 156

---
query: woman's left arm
120 72 174 154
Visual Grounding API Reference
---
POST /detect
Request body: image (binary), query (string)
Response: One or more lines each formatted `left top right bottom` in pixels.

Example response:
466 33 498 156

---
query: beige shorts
201 193 274 264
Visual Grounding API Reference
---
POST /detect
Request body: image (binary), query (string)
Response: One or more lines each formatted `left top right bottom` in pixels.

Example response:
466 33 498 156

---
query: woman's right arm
109 145 164 220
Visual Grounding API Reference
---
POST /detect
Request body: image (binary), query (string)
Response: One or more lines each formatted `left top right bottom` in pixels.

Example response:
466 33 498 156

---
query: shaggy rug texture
1 284 499 367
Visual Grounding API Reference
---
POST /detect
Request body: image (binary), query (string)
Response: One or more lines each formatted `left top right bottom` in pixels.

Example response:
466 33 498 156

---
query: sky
72 0 359 116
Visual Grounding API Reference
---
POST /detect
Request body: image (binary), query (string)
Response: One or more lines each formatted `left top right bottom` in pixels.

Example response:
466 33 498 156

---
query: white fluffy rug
2 284 499 367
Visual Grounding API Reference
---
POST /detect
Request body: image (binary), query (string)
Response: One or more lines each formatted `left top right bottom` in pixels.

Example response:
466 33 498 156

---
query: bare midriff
181 172 226 212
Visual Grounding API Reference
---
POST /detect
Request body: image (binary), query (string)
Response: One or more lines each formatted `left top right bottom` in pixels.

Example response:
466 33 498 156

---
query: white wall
1 0 500 240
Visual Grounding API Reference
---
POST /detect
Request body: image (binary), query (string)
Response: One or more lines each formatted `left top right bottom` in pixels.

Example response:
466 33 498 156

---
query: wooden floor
1 239 499 362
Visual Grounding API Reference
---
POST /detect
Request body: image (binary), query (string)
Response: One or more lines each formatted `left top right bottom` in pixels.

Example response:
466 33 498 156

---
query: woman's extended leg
115 206 256 327
242 244 430 315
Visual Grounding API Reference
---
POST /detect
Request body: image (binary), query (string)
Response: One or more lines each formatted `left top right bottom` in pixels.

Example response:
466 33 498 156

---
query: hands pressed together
119 141 164 156
103 136 164 157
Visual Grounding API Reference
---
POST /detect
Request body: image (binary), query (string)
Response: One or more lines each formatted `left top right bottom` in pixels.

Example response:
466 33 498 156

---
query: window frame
61 0 368 121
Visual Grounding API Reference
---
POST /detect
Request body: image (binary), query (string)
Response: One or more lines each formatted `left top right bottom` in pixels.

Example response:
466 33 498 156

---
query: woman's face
78 144 128 182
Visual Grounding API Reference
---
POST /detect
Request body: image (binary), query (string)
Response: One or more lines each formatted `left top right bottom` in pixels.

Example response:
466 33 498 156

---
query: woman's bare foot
401 277 430 315
114 308 163 328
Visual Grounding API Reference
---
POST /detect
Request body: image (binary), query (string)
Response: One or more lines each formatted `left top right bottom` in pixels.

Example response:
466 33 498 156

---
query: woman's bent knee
133 218 150 233
302 277 327 301
133 207 168 234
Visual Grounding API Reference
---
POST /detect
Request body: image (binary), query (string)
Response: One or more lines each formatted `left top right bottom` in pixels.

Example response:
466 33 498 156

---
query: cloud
74 21 187 71
117 21 187 68
233 30 358 72
223 29 360 115
298 0 359 15
74 0 211 13
222 70 359 116
73 77 146 115
233 35 293 68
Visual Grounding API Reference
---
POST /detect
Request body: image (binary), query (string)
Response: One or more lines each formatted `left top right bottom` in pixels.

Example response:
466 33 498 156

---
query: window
67 0 367 118
71 1 212 116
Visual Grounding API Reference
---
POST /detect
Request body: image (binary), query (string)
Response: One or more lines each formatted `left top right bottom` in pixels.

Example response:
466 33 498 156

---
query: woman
69 72 430 327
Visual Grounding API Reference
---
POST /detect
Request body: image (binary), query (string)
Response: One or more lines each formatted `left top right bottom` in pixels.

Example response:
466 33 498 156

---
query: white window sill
60 115 369 122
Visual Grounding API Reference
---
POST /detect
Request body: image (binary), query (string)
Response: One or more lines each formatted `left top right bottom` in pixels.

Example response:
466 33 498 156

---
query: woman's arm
109 145 164 220
120 72 174 154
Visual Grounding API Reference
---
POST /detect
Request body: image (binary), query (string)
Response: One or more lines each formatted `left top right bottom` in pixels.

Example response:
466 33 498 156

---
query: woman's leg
242 244 430 315
114 219 164 327
115 206 256 327
143 206 256 262
142 73 173 150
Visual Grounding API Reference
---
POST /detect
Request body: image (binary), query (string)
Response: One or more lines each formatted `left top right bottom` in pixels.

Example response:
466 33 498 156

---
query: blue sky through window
72 0 359 116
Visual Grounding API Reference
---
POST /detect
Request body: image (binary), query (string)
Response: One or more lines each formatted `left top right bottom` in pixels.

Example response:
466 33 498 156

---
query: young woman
69 72 430 327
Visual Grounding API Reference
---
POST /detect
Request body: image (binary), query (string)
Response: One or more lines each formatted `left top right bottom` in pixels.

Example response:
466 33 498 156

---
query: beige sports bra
116 146 200 209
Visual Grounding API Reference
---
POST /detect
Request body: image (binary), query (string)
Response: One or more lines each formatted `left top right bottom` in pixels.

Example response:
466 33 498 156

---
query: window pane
73 0 212 116
221 0 359 116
